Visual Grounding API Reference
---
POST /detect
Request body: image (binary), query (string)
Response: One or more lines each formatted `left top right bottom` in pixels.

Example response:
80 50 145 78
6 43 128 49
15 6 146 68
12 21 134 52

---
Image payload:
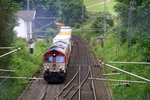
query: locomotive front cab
44 50 66 72
43 50 67 82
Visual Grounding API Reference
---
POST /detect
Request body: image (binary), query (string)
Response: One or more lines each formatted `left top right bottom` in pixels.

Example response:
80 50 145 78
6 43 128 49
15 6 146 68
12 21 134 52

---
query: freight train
43 26 72 83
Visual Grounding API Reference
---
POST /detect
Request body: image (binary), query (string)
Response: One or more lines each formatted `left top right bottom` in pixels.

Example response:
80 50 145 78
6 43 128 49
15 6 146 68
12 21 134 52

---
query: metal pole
27 0 29 10
0 47 21 58
89 78 148 83
105 61 150 64
0 69 15 72
0 47 18 49
103 63 150 82
104 0 106 38
103 73 121 76
35 17 57 19
0 76 43 80
82 0 84 34
33 18 60 33
110 83 130 86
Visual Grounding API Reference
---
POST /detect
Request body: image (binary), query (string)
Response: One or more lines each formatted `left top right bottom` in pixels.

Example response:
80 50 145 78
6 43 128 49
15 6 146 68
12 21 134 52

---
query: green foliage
60 0 87 26
0 38 51 100
74 11 150 99
45 27 56 42
12 0 87 27
114 0 150 42
0 0 21 46
80 32 150 100
83 0 104 6
0 0 21 70
138 37 150 62
92 12 114 34
87 1 117 15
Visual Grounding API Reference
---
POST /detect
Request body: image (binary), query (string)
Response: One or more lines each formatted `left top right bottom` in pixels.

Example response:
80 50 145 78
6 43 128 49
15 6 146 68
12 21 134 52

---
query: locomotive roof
47 40 69 54
53 34 71 43
53 35 71 40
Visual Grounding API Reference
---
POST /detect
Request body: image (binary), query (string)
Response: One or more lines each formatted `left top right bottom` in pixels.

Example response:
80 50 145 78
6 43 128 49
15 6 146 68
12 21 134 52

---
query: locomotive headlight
60 66 64 72
60 66 63 69
46 66 49 69
45 66 49 70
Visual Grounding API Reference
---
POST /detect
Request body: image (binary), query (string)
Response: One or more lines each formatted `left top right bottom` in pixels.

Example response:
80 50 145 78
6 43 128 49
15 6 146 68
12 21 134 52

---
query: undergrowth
0 38 52 100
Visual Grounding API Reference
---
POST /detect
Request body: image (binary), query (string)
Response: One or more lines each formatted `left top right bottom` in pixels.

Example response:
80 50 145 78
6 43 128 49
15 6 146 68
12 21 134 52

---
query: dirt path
86 0 113 9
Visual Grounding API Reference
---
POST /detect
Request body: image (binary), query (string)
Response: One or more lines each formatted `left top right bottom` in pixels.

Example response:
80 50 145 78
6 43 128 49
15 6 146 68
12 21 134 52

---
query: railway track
19 36 110 100
76 37 97 100
51 36 98 100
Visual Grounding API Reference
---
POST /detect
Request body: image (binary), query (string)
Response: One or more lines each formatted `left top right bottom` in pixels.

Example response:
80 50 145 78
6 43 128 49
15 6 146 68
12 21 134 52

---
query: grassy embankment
83 0 104 7
84 0 117 15
75 0 150 100
0 38 52 100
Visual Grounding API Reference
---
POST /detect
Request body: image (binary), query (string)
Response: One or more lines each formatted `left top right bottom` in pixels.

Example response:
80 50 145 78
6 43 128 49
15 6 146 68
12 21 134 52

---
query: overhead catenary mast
104 0 106 38
27 0 29 10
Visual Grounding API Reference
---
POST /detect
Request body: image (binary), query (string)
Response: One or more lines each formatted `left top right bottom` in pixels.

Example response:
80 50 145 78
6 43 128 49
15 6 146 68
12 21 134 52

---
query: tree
92 12 114 34
0 0 20 47
0 0 20 68
60 0 87 26
12 0 87 27
114 0 150 42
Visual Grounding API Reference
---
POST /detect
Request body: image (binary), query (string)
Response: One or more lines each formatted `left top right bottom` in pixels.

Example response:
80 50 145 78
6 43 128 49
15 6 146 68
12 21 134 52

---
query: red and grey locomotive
43 26 72 83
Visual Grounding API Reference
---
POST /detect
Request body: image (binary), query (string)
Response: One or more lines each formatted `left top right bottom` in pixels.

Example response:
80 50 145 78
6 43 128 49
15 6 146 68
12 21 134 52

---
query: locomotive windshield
56 56 64 62
45 56 53 62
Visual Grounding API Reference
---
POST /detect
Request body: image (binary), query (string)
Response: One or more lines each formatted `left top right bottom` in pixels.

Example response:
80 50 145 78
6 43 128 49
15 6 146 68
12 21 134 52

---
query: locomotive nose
53 63 56 70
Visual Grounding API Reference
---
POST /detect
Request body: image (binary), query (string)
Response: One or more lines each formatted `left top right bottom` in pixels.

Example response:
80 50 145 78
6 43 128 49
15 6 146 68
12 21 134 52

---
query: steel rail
63 85 75 98
68 69 90 100
92 56 112 100
53 37 92 100
88 65 97 100
75 37 86 100
77 36 97 100
87 45 97 100
52 67 80 100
